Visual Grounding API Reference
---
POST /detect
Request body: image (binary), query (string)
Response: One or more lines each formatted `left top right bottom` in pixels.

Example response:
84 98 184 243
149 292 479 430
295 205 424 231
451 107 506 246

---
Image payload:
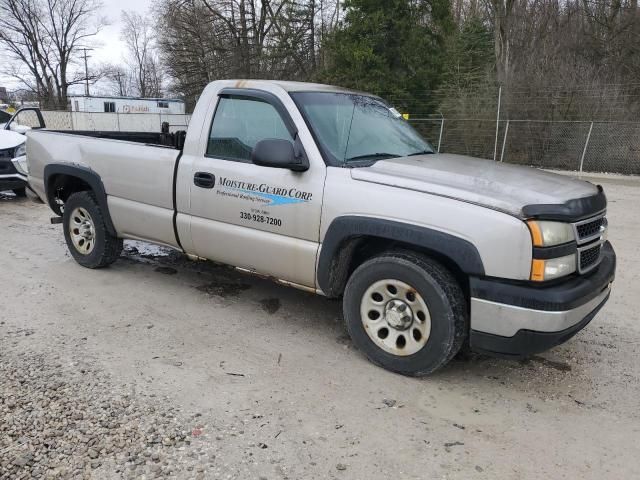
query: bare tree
0 0 104 108
155 0 341 106
102 63 133 96
198 0 287 76
484 0 515 85
121 10 163 97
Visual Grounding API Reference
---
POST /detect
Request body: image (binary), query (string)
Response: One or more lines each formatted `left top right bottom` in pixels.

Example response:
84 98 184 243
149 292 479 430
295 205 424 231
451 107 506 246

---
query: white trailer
69 95 185 114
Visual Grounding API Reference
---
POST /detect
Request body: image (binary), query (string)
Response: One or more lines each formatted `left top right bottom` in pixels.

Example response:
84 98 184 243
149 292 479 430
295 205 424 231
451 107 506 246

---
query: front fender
317 216 484 297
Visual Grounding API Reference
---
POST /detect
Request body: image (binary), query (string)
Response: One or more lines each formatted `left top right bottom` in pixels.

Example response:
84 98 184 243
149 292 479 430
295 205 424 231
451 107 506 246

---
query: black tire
62 191 122 268
343 251 468 376
12 187 26 197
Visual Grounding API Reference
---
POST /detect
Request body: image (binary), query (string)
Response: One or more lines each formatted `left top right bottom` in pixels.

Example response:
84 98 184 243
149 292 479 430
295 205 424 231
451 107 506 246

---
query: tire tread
63 191 122 268
344 250 468 376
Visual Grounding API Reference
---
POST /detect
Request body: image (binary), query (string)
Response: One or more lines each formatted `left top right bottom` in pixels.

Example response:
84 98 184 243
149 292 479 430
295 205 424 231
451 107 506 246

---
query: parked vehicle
0 109 11 128
26 80 615 375
0 108 40 196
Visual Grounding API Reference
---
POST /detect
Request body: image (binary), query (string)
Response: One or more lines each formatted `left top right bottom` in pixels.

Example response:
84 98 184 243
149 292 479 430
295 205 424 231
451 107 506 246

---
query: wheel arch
43 163 116 236
317 216 485 298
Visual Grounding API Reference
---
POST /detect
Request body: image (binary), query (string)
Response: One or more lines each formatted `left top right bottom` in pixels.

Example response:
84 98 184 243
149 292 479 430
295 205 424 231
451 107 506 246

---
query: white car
0 109 11 128
0 108 38 196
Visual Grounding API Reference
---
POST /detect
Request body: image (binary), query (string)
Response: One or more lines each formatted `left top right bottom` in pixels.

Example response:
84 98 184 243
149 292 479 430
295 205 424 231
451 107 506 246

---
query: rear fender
43 163 116 236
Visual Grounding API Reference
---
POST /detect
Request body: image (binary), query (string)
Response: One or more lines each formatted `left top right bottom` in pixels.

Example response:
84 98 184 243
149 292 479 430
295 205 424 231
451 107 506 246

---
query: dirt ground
1 175 639 479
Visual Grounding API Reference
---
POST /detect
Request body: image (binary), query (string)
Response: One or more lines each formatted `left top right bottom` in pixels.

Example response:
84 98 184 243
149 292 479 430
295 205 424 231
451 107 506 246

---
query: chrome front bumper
468 241 615 357
471 284 611 338
0 172 28 191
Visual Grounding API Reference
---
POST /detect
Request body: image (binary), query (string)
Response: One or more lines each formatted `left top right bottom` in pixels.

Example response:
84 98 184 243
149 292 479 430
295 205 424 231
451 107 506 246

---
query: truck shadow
119 239 585 385
120 238 345 332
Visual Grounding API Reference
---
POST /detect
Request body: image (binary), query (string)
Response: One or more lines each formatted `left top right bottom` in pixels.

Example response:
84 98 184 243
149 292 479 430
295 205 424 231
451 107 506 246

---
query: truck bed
27 129 183 249
47 130 186 149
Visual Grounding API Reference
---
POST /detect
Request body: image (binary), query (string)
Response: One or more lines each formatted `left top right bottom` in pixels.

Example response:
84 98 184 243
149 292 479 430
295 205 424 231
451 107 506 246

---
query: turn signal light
530 254 577 282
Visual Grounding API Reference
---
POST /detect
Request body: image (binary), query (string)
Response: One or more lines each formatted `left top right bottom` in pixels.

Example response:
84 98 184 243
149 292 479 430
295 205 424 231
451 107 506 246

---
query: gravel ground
0 344 213 479
1 175 640 479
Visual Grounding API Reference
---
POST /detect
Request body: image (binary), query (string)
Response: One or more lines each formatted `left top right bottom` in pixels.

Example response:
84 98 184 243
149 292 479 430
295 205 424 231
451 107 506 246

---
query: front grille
573 214 607 273
0 148 18 175
0 147 13 161
579 243 602 273
576 217 605 241
0 161 18 175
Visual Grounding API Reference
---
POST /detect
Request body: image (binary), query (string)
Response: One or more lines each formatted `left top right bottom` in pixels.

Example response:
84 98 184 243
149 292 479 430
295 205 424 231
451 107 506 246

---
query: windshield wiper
407 150 434 156
345 152 402 162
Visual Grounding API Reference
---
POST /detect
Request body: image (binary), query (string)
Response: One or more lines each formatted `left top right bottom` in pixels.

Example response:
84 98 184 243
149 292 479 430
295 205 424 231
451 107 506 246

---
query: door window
206 96 293 163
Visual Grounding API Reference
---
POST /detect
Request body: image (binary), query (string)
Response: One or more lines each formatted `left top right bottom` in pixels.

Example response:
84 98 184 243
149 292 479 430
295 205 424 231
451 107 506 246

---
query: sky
0 0 154 94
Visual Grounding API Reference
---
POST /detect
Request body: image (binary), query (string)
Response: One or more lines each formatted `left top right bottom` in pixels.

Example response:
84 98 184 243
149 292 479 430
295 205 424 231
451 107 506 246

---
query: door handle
194 172 215 189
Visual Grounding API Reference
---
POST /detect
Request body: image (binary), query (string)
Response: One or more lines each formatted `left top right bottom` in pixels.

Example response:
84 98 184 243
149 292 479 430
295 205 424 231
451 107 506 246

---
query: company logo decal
217 177 312 206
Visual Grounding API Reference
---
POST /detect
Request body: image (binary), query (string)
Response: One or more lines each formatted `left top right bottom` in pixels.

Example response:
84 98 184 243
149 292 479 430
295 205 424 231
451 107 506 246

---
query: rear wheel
343 251 467 376
62 191 122 268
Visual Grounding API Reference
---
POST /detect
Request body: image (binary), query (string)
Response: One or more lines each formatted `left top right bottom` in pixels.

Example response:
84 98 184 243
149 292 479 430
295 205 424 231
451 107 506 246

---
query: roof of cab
224 79 372 96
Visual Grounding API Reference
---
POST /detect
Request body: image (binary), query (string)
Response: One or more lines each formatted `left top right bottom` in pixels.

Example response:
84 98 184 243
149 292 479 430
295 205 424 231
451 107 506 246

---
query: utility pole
81 48 93 96
493 85 502 162
114 72 124 96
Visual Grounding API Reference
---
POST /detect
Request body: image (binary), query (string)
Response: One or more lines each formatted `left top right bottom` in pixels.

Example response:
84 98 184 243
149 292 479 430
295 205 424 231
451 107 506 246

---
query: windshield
291 92 433 166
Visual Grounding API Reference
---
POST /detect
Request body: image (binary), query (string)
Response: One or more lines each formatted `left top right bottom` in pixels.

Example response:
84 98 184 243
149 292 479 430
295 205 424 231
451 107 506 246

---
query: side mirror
252 138 309 172
10 123 31 134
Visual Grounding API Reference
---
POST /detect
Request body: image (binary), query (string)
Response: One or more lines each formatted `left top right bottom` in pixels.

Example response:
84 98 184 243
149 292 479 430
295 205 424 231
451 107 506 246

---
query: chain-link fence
389 83 640 175
10 84 640 175
409 118 640 175
35 111 191 133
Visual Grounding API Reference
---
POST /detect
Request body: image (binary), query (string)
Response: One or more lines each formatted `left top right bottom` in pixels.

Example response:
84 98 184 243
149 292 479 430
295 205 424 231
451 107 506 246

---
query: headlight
14 143 26 158
527 220 577 281
12 143 29 175
531 254 577 281
527 220 574 247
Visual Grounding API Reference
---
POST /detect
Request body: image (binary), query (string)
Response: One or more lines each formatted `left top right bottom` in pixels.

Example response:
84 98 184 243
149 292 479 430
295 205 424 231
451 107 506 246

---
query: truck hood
0 130 26 150
350 153 599 218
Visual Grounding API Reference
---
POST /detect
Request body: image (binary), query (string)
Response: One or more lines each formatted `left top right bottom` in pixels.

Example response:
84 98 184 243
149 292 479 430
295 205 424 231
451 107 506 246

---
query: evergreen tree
441 16 494 89
321 0 453 110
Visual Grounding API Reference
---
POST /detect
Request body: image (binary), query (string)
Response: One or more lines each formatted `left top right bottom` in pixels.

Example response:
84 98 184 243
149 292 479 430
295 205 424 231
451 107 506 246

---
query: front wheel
343 252 468 376
62 191 123 268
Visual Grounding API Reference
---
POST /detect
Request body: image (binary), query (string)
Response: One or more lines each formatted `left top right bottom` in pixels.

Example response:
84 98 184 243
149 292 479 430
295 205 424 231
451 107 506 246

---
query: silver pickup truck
26 80 615 376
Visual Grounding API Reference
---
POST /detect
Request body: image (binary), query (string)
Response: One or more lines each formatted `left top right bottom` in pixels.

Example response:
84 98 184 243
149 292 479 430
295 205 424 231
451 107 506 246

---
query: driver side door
187 90 325 288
